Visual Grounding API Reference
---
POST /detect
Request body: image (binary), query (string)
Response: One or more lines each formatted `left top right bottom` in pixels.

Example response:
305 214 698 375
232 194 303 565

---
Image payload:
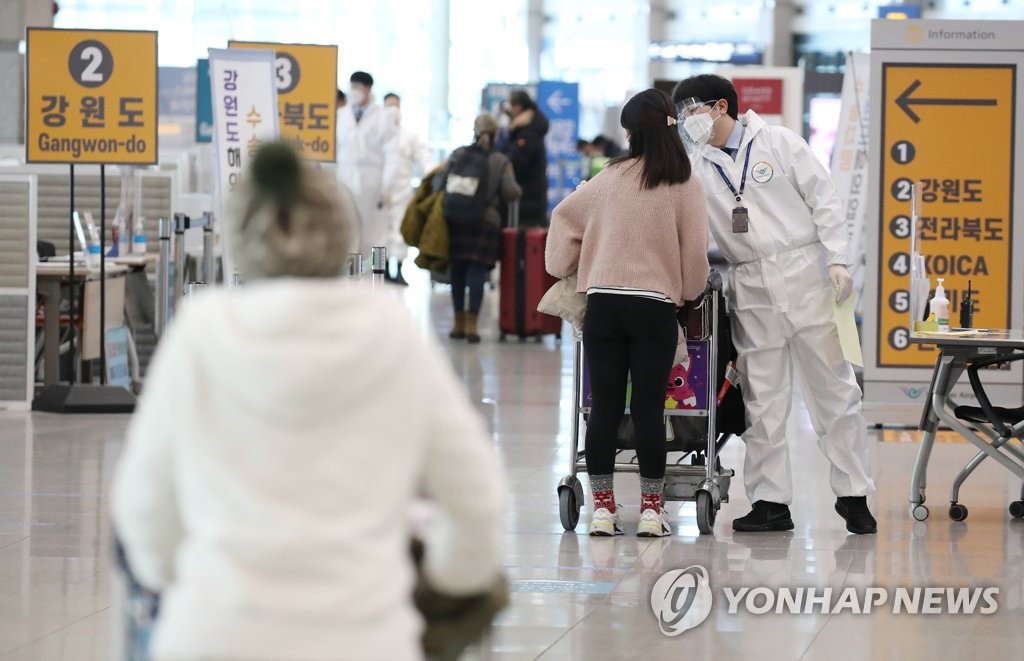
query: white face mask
349 88 367 106
682 112 716 146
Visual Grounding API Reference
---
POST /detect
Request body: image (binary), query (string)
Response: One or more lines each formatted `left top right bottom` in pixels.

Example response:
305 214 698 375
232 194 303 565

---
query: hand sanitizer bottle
118 215 130 256
930 278 950 332
86 223 102 268
132 217 147 254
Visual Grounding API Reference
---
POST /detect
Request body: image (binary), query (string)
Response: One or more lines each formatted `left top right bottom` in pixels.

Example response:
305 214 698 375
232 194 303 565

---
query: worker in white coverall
336 71 400 263
672 74 877 535
382 92 434 286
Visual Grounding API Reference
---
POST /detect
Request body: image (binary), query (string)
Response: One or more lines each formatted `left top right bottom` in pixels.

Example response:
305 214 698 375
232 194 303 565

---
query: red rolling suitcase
499 202 562 341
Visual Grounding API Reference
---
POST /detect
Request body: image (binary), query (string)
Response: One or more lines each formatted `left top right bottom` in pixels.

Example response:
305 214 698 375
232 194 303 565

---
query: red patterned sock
590 474 616 513
593 490 616 513
640 492 661 513
641 477 663 513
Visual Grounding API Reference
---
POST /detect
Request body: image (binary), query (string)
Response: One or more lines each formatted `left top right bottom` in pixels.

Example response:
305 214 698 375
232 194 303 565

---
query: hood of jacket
171 281 415 425
509 108 549 137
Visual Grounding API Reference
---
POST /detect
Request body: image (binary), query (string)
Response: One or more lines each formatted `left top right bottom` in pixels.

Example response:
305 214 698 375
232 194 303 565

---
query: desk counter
35 262 129 382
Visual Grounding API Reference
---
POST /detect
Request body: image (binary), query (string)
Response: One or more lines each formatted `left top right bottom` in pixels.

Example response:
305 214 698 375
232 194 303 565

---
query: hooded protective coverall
689 109 875 505
336 102 401 257
386 126 433 261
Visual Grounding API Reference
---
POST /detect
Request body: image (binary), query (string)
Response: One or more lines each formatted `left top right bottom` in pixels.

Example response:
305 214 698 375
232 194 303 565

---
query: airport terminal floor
1 269 1023 661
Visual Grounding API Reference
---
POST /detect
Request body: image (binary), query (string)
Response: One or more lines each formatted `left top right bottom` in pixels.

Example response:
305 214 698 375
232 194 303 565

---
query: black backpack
443 145 490 221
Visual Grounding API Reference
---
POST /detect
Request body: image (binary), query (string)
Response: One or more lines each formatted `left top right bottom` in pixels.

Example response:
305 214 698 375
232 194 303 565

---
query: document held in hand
834 296 864 367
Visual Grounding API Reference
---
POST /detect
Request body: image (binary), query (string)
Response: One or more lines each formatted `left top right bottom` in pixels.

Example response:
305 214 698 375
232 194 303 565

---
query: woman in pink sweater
546 88 710 537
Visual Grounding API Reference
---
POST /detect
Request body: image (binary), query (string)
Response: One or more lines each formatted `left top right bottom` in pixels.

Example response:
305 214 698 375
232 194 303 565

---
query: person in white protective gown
336 71 401 260
383 92 434 285
672 74 877 535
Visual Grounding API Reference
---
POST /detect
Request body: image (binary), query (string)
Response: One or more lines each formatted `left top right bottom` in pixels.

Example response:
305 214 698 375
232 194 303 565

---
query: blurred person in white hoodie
383 92 434 286
111 142 507 661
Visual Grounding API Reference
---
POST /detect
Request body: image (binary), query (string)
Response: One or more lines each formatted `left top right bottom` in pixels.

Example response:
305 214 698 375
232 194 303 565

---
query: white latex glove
829 264 854 303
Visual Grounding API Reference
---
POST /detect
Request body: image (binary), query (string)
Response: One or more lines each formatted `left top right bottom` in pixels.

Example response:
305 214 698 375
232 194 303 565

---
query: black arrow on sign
896 79 998 123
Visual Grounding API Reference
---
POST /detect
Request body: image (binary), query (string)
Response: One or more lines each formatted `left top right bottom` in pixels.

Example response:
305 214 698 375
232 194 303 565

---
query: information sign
26 29 158 164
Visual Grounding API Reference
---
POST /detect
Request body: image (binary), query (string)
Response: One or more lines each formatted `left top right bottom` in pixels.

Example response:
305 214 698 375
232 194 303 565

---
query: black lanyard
712 140 754 203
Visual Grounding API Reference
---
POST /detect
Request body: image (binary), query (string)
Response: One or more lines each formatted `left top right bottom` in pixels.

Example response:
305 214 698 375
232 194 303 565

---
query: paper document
915 329 984 337
834 296 863 367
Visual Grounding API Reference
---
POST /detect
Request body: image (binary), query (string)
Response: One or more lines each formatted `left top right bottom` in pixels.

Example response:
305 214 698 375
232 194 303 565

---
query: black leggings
583 294 678 480
450 260 490 314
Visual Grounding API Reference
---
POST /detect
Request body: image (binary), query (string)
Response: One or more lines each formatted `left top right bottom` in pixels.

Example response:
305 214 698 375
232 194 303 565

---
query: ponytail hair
472 114 499 151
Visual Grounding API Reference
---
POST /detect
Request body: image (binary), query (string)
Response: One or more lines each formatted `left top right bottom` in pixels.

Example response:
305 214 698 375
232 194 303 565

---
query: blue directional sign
537 80 581 214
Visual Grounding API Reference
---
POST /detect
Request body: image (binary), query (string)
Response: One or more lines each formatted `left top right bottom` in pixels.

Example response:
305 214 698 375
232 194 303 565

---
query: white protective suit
336 101 401 257
386 126 433 261
690 109 875 505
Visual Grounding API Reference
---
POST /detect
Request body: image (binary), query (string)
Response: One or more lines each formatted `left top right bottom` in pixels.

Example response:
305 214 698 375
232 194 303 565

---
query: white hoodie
111 280 506 660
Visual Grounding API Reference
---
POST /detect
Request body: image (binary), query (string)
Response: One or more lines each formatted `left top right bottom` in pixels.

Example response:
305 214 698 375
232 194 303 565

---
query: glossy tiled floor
2 270 1023 660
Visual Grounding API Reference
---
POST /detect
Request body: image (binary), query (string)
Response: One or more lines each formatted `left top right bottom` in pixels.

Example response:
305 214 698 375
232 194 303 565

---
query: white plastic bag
537 274 586 333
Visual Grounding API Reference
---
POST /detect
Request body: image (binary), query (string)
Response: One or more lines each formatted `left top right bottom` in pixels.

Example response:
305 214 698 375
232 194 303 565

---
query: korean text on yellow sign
877 64 1013 367
228 41 337 162
26 29 158 165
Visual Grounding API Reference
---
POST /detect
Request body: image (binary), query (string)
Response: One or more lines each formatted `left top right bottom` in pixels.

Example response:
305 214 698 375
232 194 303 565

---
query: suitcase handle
508 200 519 230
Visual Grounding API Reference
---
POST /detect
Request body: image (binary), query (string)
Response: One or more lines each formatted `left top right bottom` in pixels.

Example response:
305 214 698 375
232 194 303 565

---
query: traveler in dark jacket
503 90 549 227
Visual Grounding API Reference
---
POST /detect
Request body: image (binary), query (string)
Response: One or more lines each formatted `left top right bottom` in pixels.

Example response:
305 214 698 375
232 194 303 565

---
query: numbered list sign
878 63 1014 366
228 41 338 162
26 29 158 164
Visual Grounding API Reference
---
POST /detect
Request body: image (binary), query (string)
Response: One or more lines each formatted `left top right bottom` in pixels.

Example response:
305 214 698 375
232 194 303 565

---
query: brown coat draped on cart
401 167 449 273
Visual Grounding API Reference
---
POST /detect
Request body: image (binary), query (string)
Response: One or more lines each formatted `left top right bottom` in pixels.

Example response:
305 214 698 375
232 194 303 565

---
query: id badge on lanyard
713 140 754 234
732 206 749 233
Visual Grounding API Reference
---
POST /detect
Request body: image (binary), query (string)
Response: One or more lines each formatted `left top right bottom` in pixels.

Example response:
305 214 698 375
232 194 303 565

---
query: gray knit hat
228 142 355 280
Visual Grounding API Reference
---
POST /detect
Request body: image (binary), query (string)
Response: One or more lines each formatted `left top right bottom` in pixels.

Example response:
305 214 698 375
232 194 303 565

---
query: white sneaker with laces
589 507 623 536
637 508 671 537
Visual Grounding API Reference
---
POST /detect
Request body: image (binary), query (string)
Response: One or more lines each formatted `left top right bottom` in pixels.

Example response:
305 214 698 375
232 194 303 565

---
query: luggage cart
557 277 736 535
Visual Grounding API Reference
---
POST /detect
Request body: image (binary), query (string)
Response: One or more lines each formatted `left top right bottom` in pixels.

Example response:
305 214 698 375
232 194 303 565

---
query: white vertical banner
208 48 279 283
829 51 870 310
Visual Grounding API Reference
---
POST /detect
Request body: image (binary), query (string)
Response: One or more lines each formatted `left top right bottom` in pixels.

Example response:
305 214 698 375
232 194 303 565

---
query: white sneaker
589 507 623 536
637 508 671 537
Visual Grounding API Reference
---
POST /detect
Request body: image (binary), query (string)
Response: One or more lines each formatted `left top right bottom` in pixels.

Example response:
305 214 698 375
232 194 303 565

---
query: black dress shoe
733 500 795 532
835 496 877 535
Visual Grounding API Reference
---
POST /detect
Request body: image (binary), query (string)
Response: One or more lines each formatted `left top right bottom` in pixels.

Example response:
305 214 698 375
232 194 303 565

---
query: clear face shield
677 97 721 149
677 97 712 118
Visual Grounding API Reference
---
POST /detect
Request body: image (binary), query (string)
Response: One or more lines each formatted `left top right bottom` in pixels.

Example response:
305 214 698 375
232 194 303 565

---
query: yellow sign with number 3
229 41 338 162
